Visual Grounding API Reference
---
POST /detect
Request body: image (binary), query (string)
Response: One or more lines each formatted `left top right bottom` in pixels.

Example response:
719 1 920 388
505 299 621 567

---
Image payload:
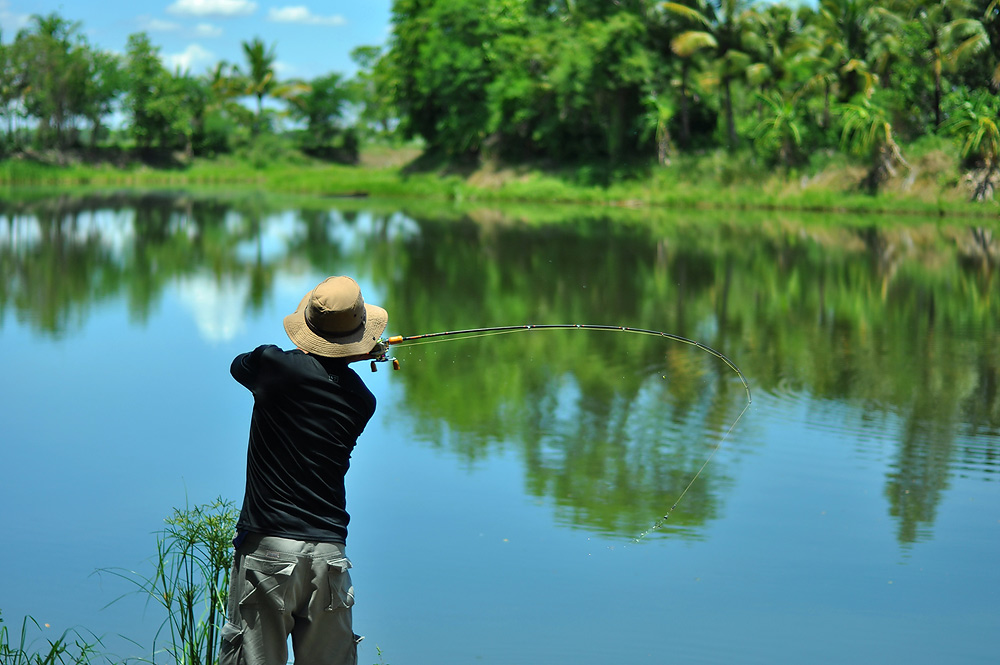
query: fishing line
372 324 752 541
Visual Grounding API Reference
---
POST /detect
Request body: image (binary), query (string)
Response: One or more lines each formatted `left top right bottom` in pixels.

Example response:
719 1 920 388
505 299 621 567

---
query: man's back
231 344 376 544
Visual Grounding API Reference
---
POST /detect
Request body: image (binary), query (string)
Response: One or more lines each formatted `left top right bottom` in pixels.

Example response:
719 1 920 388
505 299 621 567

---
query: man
219 275 388 665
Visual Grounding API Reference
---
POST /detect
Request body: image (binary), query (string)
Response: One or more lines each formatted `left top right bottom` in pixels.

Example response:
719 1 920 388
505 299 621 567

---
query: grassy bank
1 139 998 220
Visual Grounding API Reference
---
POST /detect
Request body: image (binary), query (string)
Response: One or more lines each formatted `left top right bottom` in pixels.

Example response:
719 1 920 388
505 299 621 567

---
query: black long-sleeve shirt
231 344 376 543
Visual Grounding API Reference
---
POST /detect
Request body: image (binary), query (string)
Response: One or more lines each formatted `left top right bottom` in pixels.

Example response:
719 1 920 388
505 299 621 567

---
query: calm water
1 192 998 664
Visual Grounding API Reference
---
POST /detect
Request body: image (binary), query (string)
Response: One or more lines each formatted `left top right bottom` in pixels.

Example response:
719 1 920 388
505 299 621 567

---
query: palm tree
814 0 881 102
943 89 1000 200
890 0 990 128
742 2 801 115
240 37 276 132
662 0 753 151
668 27 714 148
795 22 840 130
838 96 909 193
642 92 676 165
751 90 805 167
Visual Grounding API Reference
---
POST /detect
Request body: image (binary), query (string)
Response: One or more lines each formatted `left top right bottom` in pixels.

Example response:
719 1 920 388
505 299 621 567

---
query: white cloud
167 0 258 17
140 17 182 32
268 6 346 26
176 274 250 344
165 43 215 72
194 23 223 37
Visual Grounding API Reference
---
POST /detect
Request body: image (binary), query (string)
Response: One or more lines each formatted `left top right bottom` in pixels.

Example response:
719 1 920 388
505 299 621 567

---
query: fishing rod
370 323 752 540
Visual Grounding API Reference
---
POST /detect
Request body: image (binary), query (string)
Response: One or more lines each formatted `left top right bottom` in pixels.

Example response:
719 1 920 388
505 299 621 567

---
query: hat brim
283 291 388 358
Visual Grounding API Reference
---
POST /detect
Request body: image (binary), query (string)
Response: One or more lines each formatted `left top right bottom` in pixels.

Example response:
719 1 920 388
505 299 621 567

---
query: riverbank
1 140 998 220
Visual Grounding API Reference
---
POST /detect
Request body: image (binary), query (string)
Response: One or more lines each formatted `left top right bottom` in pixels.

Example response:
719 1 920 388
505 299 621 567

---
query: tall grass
3 144 997 218
101 498 238 665
4 496 395 664
0 610 111 665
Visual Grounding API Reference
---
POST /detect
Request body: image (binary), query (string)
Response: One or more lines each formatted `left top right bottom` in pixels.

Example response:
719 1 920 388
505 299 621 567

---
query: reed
100 498 238 665
0 610 110 665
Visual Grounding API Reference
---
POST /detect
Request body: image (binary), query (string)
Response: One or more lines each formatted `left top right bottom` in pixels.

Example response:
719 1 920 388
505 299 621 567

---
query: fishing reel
369 339 400 372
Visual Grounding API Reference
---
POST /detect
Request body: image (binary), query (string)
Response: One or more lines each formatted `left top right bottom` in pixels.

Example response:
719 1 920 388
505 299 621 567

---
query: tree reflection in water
1 191 997 544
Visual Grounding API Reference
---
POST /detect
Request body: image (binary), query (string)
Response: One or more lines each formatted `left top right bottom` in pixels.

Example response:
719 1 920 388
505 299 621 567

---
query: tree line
0 13 361 162
1 1 999 196
385 0 1000 196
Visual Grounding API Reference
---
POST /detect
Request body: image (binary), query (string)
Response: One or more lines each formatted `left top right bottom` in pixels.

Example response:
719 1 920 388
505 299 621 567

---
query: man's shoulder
234 344 309 377
258 345 316 371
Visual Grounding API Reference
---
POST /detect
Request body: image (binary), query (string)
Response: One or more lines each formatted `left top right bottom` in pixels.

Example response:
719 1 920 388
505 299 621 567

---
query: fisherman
219 275 388 665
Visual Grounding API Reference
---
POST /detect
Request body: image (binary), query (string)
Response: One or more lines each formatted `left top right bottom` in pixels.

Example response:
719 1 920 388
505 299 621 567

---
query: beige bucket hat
283 276 388 358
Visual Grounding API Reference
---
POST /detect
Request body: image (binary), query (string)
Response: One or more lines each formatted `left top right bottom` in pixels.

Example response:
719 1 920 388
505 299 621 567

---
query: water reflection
2 191 997 548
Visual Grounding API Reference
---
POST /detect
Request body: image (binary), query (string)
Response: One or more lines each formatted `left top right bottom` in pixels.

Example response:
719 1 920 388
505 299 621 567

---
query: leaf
671 31 717 58
660 3 713 28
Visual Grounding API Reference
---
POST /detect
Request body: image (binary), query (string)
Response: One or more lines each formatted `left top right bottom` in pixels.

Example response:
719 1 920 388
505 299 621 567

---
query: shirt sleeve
230 344 277 392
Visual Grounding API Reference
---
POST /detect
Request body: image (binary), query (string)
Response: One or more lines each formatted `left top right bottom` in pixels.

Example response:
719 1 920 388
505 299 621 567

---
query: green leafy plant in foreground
101 498 238 665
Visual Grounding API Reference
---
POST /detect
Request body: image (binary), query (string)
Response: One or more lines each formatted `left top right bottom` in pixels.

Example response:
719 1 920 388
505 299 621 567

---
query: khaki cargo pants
219 533 361 665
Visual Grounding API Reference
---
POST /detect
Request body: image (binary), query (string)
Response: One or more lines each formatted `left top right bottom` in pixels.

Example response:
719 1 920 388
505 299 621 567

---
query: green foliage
750 91 805 166
1 2 999 196
239 37 277 134
349 46 398 138
124 33 187 153
101 498 238 665
239 132 313 169
389 0 498 155
943 87 1000 163
0 610 109 665
942 86 1000 199
837 93 909 192
8 13 93 150
287 73 359 162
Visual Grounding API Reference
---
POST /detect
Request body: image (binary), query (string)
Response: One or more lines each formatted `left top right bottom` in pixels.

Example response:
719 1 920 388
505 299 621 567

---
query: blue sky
0 0 394 80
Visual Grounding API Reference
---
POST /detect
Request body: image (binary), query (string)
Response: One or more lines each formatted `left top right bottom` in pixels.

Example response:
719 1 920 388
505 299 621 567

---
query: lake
1 191 998 665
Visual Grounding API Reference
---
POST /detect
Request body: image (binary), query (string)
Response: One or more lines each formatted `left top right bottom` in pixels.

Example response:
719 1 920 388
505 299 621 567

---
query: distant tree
388 0 497 156
742 2 801 110
486 4 654 162
566 11 654 162
288 72 356 160
124 33 165 150
195 61 245 155
814 0 881 102
13 13 89 149
641 93 676 165
838 94 909 193
661 0 756 151
239 37 276 133
206 60 243 108
0 32 23 150
123 33 192 154
889 0 990 129
80 49 123 148
349 45 397 136
751 90 805 166
943 88 1000 200
659 3 715 148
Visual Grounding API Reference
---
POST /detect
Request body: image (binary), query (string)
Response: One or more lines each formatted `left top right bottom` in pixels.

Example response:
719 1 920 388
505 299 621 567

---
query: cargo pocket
326 558 355 611
218 621 244 665
241 555 296 611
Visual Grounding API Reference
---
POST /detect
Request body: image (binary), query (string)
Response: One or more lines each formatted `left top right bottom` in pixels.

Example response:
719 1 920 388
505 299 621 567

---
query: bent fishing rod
369 323 752 540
